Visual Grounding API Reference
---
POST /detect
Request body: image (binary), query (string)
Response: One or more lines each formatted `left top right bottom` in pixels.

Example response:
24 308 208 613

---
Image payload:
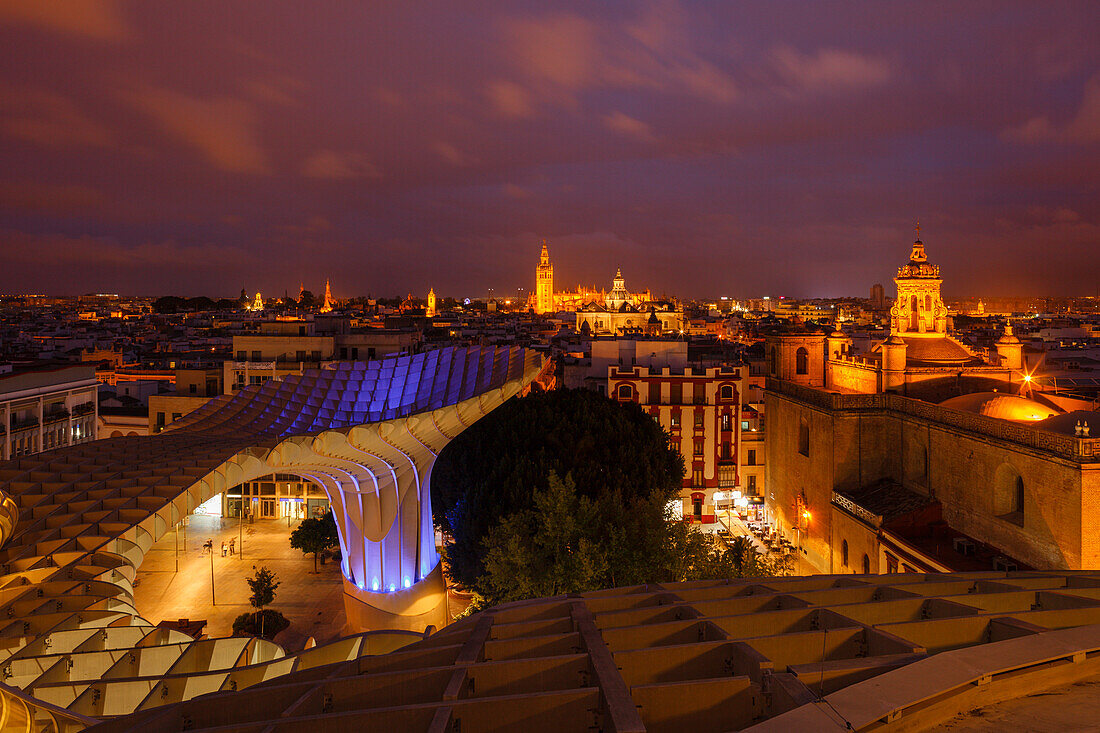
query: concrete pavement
132 514 347 651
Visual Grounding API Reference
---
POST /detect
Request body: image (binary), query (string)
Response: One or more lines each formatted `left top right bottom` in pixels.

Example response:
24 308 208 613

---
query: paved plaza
133 514 348 650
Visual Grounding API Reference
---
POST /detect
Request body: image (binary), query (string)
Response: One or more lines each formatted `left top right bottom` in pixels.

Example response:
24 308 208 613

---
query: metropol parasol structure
0 345 548 726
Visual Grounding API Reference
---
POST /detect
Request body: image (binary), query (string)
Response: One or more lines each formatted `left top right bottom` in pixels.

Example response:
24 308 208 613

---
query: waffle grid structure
0 346 545 728
89 571 1100 732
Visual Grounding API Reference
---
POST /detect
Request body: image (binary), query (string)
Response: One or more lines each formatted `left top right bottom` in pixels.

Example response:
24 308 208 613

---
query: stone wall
765 378 1100 572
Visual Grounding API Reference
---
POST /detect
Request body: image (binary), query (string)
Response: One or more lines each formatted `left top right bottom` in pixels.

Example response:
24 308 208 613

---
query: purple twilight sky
0 1 1098 299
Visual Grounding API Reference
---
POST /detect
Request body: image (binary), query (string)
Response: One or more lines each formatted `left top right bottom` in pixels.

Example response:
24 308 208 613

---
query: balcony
9 416 39 432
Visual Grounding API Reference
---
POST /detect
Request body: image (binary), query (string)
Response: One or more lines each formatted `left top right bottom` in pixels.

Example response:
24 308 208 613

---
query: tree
433 388 683 588
298 290 316 308
247 566 279 611
470 470 792 608
289 513 339 572
233 566 288 640
478 473 608 603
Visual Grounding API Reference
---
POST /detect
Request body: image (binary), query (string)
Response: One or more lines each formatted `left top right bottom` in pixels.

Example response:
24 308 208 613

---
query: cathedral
763 231 1099 577
529 241 679 333
767 232 1020 399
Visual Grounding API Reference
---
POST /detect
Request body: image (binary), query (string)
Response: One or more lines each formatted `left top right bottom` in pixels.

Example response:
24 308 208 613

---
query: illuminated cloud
1 230 254 269
128 87 269 174
433 141 477 167
602 111 655 142
302 150 382 180
0 0 130 41
1004 73 1100 144
0 84 112 148
771 46 892 91
486 80 535 118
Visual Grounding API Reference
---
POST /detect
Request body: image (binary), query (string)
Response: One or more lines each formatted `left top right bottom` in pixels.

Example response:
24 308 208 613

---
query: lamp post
209 541 216 606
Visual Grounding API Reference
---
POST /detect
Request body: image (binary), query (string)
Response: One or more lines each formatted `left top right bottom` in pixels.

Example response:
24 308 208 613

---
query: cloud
0 84 113 148
772 46 892 91
0 0 130 41
505 14 598 90
0 181 105 213
433 141 477 167
243 76 305 106
502 9 738 105
486 80 535 118
502 183 531 199
602 111 656 142
1004 73 1100 144
1 230 254 269
128 87 269 173
302 150 382 179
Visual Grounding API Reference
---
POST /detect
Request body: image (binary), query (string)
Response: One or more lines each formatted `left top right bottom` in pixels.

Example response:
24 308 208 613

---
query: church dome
940 392 1059 422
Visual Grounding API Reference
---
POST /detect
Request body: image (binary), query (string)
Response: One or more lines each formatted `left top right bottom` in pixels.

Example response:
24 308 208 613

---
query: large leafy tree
473 471 792 608
289 513 340 572
433 388 684 588
479 473 608 603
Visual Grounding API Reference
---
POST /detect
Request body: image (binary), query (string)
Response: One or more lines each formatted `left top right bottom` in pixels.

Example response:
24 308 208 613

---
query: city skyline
1 2 1098 297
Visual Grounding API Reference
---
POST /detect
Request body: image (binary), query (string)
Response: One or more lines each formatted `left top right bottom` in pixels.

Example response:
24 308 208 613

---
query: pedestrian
202 538 212 555
229 538 235 556
221 541 227 557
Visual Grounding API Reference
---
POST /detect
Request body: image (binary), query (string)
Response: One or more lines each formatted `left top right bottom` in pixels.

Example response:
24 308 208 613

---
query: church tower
535 240 554 314
889 226 947 338
426 287 437 317
320 279 334 313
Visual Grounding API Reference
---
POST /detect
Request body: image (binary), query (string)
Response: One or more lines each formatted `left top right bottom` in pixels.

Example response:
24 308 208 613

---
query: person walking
221 541 227 557
228 538 235 556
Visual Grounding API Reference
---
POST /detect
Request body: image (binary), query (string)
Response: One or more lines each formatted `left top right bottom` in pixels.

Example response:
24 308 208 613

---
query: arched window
910 296 919 329
993 464 1024 526
795 347 809 375
617 384 633 400
841 540 849 567
720 385 733 400
798 416 810 456
862 554 870 574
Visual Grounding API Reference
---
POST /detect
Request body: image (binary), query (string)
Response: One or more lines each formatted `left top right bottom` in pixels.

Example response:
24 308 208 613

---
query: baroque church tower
426 287 437 317
889 226 947 338
535 240 554 314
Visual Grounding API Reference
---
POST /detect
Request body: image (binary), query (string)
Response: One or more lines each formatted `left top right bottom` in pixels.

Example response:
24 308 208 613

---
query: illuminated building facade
319 279 334 313
426 287 437 317
535 240 554 313
0 365 98 460
610 362 764 523
764 234 1100 575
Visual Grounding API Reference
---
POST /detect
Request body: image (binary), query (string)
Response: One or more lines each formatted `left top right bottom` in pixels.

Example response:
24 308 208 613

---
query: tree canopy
432 388 684 589
473 471 792 608
289 513 339 572
247 566 279 611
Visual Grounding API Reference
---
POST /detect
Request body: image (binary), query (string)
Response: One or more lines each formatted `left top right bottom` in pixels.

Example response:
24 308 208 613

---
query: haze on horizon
0 1 1098 299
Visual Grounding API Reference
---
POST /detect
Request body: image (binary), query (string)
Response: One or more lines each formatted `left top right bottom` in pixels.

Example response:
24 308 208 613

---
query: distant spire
320 279 334 313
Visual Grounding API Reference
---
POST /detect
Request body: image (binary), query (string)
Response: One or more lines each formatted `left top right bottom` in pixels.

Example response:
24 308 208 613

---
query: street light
209 541 216 606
